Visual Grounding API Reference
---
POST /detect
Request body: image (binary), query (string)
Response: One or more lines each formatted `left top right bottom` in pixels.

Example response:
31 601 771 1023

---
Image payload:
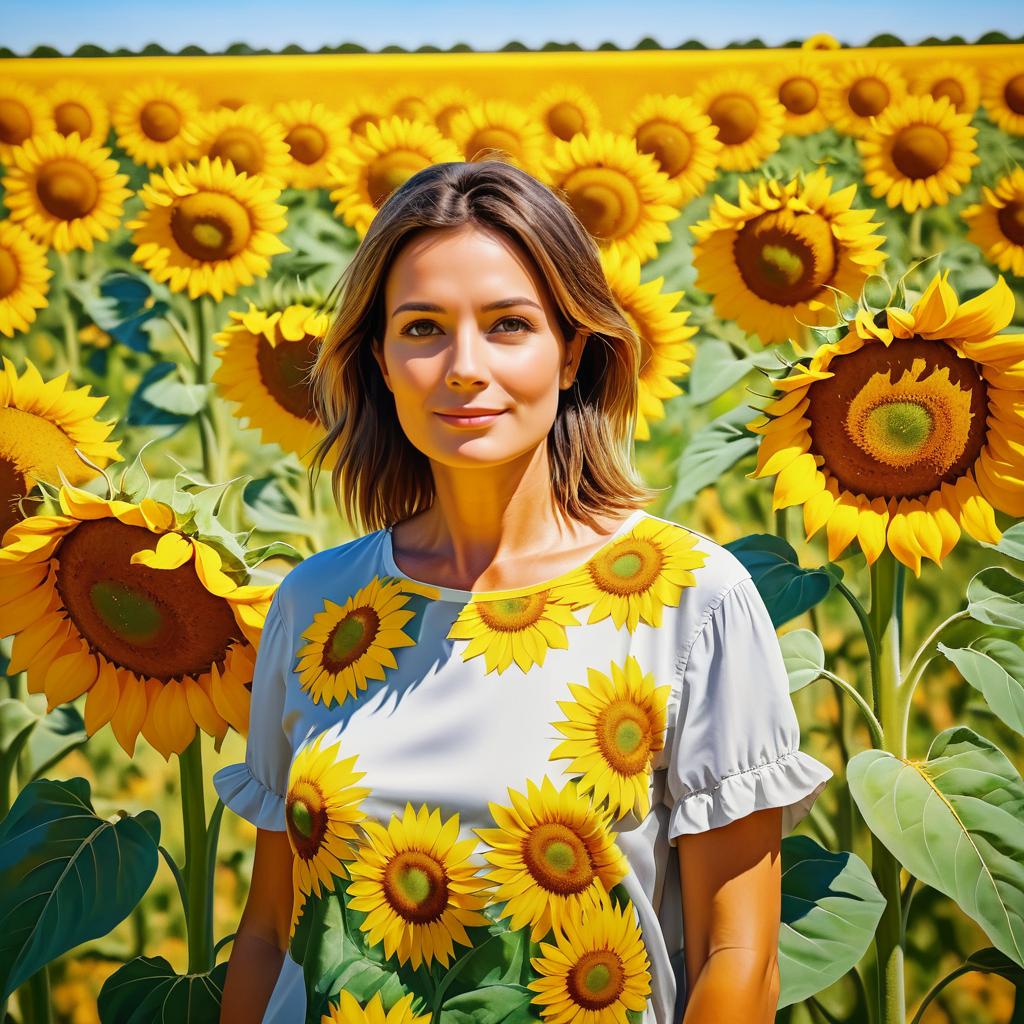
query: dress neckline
381 508 649 601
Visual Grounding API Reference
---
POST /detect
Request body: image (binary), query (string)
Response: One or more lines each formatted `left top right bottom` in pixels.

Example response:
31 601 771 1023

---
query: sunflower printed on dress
549 655 671 823
473 775 629 944
321 991 430 1024
345 803 494 969
295 575 440 707
746 271 1024 576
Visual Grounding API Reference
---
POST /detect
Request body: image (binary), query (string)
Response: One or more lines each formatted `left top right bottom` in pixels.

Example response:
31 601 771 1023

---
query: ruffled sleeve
665 575 832 842
212 590 292 832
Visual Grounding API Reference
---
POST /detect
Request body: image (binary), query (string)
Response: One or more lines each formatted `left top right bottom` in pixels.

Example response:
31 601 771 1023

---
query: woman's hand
677 805 784 1024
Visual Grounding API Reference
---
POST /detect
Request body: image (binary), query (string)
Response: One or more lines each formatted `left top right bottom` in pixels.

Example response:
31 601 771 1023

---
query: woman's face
372 223 587 471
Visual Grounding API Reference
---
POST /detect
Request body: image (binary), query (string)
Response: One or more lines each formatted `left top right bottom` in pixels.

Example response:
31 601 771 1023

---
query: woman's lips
434 410 507 427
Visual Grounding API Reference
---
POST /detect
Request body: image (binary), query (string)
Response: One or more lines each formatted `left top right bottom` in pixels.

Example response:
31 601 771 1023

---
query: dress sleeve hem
213 762 287 832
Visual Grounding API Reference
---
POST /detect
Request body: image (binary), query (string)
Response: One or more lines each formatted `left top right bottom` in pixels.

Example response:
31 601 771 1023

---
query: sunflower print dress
213 508 832 1024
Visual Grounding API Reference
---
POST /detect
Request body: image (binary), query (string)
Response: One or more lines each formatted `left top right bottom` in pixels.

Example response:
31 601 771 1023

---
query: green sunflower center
286 783 328 857
848 77 890 117
864 401 934 456
562 167 640 242
54 102 93 140
367 152 429 207
1004 74 1024 116
524 821 595 895
635 119 693 175
89 579 164 644
285 124 327 165
321 606 380 673
209 128 264 177
256 333 320 421
568 950 626 1009
0 98 32 146
476 591 548 631
383 849 449 922
547 101 585 141
170 190 252 262
590 538 659 596
290 798 314 839
600 701 652 776
997 201 1024 246
891 124 950 179
37 158 99 221
140 100 183 142
931 78 965 110
779 77 819 115
707 94 758 145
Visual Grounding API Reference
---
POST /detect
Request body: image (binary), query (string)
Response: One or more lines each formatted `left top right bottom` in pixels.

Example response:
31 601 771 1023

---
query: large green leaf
439 984 538 1024
97 956 227 1023
670 404 761 505
779 630 826 693
847 727 1024 967
0 777 161 1000
938 638 1024 736
777 835 885 1007
967 566 1024 629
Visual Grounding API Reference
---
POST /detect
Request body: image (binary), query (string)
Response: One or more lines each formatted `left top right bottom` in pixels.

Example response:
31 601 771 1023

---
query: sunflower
285 732 371 940
423 84 479 138
212 302 332 466
910 60 981 117
294 575 439 707
0 221 53 339
473 775 628 943
543 130 680 265
549 655 671 823
981 63 1024 136
802 33 841 50
125 155 289 301
858 94 979 213
530 83 603 146
0 482 276 758
110 78 201 168
552 515 707 631
182 103 292 187
527 886 651 1024
745 272 1024 576
335 94 390 140
346 803 493 969
621 94 722 206
0 79 54 165
446 99 551 182
691 166 887 346
322 991 430 1024
325 115 463 237
44 80 110 146
770 58 834 136
0 357 120 539
821 58 908 138
2 131 132 252
384 85 435 125
598 246 696 441
691 71 785 172
963 166 1024 277
269 99 352 190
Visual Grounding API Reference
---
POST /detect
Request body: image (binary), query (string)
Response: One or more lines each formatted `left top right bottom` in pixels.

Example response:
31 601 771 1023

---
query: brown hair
307 158 662 535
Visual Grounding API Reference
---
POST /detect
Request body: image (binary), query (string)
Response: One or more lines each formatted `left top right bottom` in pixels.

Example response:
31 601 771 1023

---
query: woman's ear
561 328 590 389
371 338 392 393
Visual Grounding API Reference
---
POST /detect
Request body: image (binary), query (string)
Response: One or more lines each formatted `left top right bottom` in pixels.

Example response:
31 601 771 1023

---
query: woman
215 160 832 1024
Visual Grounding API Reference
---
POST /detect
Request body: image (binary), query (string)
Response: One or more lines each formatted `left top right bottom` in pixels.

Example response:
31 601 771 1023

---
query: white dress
213 508 832 1024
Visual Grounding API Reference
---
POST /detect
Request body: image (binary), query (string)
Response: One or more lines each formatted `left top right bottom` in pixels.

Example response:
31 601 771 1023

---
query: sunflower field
1 29 1024 1024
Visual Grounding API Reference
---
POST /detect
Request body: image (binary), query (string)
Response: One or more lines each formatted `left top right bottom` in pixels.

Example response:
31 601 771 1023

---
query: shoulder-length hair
307 158 662 535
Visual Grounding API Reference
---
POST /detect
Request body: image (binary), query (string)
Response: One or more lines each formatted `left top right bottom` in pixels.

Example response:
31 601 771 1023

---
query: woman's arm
220 827 295 1023
677 805 783 1024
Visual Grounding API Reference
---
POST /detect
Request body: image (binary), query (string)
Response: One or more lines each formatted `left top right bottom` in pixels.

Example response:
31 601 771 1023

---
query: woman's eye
404 320 439 337
495 316 535 333
401 316 536 338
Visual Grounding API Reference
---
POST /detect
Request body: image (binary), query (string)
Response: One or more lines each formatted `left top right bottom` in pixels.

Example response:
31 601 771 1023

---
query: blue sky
3 0 1022 54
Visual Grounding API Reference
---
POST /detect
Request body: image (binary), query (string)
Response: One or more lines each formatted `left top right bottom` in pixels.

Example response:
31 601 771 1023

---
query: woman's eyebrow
391 296 543 317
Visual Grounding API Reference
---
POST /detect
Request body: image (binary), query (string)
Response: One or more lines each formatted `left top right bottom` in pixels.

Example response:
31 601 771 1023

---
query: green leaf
439 984 537 1024
243 477 319 538
97 956 227 1023
986 521 1024 563
777 835 886 1007
779 630 825 693
938 638 1024 736
0 777 161 1000
847 727 1024 967
141 371 211 417
967 567 1024 629
22 698 88 779
245 540 304 568
670 403 761 505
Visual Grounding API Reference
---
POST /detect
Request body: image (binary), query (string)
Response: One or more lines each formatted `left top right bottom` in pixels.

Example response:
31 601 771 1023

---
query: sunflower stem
835 581 879 706
179 731 214 973
56 250 80 379
907 210 924 261
198 296 230 484
818 669 884 748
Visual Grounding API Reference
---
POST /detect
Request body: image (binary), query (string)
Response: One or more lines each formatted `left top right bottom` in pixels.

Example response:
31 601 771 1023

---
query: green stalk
179 732 214 973
199 296 230 484
866 550 906 1024
14 965 51 1024
56 251 80 378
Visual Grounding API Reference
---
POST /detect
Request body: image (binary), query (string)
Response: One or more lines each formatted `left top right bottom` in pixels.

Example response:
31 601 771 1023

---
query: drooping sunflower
473 775 629 943
598 246 696 441
0 79 54 165
295 575 439 708
269 99 352 190
549 655 671 823
910 60 981 117
981 63 1024 136
691 72 785 172
0 357 120 539
285 732 371 939
530 83 603 146
0 221 53 339
528 886 651 1024
552 516 707 631
0 483 277 758
2 131 132 252
746 272 1024 576
621 93 722 206
821 58 908 138
446 99 551 183
110 78 201 168
181 104 292 188
858 94 979 213
423 84 480 138
322 991 430 1024
770 58 834 136
691 166 887 346
543 130 680 265
125 155 289 301
212 302 332 466
325 115 463 237
346 803 494 969
963 166 1024 277
44 80 110 146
